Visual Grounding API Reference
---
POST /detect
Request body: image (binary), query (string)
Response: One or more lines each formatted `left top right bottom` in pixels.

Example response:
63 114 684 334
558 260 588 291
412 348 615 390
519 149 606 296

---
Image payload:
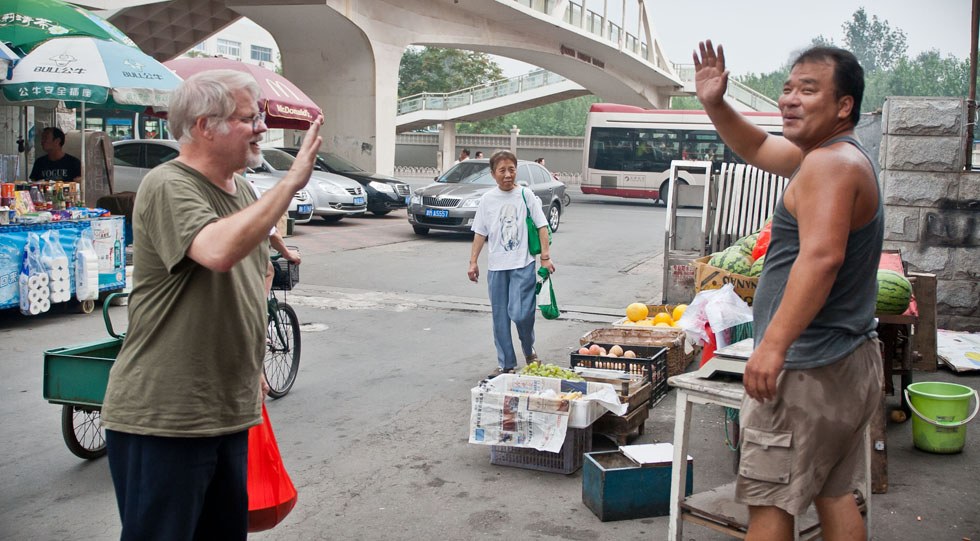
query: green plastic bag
522 189 551 256
536 267 560 320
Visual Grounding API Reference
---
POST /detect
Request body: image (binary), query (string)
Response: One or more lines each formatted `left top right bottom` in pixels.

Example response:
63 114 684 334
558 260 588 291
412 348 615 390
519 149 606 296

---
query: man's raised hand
693 40 729 108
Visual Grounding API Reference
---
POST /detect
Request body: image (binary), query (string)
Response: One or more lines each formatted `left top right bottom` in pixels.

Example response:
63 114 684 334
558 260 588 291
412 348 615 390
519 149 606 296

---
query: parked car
407 158 565 235
257 148 367 222
111 140 328 224
277 147 411 216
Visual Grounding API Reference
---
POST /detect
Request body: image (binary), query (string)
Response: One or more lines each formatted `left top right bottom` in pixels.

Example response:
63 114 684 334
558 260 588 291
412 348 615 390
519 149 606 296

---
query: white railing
398 69 571 115
672 63 779 112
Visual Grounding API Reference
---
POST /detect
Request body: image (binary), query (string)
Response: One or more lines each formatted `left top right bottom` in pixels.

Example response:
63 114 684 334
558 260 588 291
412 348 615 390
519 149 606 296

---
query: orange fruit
626 303 649 322
652 312 674 326
636 319 654 327
655 322 672 327
672 304 688 322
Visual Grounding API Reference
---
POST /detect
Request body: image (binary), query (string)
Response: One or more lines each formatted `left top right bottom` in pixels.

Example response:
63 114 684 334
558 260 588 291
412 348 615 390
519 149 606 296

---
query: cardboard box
582 446 693 521
691 255 759 305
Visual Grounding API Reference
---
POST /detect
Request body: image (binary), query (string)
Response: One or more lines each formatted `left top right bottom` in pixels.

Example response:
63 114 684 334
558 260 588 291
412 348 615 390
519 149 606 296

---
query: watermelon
876 269 912 315
733 233 759 256
711 247 753 275
747 254 766 277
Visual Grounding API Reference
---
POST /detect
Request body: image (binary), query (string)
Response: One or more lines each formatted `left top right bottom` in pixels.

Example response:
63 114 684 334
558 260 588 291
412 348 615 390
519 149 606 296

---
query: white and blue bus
582 103 783 202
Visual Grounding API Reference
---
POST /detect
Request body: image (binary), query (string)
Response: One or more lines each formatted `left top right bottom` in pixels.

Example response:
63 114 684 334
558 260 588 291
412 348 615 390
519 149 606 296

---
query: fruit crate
490 426 592 474
581 327 696 377
570 344 668 407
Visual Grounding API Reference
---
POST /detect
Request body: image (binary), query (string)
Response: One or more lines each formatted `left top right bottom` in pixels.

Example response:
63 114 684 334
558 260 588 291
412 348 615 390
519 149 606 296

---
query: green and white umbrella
2 36 181 191
1 36 181 110
0 0 136 53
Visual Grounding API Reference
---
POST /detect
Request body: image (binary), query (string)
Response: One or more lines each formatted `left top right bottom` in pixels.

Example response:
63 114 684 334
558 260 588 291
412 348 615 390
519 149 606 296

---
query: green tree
842 7 908 73
398 47 503 97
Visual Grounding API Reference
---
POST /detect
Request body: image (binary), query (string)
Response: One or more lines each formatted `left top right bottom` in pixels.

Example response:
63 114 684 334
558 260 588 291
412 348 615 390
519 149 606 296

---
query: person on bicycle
100 69 323 540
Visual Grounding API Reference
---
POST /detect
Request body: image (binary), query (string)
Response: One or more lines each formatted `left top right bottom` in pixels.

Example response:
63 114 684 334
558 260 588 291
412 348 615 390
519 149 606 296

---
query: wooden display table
667 372 872 540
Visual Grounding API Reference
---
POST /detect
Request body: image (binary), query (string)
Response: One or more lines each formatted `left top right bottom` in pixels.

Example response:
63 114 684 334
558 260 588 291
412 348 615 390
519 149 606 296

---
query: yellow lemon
626 303 649 322
655 322 672 327
672 304 688 322
652 312 674 326
636 319 654 327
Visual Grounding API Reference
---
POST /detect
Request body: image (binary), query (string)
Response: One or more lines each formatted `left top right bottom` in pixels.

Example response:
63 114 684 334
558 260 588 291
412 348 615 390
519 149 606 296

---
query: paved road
2 189 978 540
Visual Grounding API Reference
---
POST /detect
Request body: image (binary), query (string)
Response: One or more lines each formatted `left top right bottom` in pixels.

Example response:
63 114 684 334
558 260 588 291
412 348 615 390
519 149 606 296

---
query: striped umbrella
1 36 180 110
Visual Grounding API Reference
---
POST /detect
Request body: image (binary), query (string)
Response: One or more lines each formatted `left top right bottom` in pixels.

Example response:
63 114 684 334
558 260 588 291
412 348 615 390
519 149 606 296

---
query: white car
258 148 367 222
112 139 315 223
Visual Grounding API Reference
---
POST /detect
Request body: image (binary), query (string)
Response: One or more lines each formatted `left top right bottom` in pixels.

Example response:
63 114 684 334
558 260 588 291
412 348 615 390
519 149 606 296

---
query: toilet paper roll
39 298 50 312
35 273 49 287
28 274 40 288
28 288 41 303
29 302 41 315
49 268 69 282
36 288 50 301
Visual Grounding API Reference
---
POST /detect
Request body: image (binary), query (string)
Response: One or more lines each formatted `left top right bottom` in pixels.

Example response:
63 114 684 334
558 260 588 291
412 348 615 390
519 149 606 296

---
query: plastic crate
570 344 668 407
272 259 299 290
490 426 592 474
43 337 122 407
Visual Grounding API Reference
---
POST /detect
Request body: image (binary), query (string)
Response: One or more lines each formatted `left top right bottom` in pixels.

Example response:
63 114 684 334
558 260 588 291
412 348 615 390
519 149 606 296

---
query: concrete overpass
91 0 688 174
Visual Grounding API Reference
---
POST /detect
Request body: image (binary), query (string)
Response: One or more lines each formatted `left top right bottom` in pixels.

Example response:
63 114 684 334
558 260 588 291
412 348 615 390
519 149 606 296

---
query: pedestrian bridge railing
397 69 574 115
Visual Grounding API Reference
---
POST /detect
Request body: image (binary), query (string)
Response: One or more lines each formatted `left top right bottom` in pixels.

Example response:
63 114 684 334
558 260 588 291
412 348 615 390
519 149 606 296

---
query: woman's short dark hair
489 150 517 171
792 46 864 126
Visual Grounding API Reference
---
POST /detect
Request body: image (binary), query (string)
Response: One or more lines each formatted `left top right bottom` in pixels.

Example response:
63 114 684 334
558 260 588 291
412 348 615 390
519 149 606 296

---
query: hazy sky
498 0 973 76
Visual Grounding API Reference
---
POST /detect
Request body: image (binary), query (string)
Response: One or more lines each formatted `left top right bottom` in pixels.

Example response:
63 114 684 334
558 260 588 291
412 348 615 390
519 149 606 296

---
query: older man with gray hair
101 69 322 540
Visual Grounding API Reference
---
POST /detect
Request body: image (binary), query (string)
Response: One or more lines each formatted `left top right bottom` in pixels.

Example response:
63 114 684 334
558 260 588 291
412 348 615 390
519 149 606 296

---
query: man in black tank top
693 42 883 540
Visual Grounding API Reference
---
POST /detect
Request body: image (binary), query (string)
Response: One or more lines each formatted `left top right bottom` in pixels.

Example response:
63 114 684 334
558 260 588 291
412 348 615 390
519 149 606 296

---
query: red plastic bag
247 403 297 532
752 220 773 261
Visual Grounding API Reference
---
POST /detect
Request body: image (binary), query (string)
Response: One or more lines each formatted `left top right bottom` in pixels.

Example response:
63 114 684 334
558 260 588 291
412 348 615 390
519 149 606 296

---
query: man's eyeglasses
231 112 266 131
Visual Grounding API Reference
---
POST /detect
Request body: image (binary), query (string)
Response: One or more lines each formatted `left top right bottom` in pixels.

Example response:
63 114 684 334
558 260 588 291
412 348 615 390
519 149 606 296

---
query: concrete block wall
880 97 979 331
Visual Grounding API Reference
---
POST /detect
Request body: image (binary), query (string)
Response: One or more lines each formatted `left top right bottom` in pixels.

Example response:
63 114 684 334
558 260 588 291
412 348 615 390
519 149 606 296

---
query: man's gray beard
246 149 263 169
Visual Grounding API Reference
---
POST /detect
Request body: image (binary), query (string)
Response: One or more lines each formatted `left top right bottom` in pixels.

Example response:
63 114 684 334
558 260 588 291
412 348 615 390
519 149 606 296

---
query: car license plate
298 204 312 214
354 196 365 205
425 209 449 218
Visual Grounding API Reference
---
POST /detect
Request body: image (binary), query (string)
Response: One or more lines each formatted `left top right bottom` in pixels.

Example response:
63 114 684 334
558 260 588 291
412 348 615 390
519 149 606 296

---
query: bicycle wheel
265 302 301 398
61 405 107 459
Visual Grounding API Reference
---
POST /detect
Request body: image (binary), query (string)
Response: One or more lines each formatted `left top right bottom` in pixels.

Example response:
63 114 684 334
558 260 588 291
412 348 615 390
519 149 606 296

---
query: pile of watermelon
707 230 767 278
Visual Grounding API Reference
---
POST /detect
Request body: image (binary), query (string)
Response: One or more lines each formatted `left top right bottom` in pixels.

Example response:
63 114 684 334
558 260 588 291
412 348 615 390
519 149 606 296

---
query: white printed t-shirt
472 187 548 271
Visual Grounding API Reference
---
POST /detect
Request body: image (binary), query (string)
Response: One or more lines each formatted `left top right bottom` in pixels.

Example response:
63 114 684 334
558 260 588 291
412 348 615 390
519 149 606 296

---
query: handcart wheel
264 303 301 399
79 300 96 314
61 405 107 459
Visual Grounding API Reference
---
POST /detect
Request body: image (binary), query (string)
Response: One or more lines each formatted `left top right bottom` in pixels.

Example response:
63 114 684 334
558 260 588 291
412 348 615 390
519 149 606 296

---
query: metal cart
42 293 127 459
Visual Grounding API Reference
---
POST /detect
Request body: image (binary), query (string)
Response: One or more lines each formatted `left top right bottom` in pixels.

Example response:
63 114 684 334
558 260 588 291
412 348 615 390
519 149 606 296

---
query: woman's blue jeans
487 261 536 370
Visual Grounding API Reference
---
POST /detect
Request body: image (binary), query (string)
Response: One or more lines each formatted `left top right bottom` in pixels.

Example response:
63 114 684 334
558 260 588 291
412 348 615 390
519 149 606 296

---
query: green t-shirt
102 161 268 437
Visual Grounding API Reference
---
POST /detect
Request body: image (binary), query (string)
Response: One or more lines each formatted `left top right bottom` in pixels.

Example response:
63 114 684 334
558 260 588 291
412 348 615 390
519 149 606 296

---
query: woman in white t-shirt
467 151 556 377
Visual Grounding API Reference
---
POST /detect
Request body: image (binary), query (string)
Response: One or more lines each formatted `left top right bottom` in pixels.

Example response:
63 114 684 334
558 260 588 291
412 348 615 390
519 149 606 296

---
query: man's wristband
540 256 550 260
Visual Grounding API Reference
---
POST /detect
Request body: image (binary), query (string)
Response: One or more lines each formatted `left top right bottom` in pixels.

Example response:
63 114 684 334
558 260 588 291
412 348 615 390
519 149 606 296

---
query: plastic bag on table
39 230 71 304
247 403 298 532
18 233 49 315
74 229 99 301
676 284 753 353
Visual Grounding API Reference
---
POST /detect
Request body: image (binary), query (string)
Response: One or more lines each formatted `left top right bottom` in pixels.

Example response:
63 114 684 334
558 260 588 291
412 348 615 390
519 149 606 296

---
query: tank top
752 135 884 369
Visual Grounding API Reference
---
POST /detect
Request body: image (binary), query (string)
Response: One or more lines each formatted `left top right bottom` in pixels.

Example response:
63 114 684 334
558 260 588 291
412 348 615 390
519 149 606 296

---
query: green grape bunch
519 361 584 381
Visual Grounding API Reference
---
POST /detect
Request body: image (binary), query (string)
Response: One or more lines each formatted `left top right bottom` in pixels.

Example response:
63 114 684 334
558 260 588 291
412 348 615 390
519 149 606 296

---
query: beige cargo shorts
735 338 883 515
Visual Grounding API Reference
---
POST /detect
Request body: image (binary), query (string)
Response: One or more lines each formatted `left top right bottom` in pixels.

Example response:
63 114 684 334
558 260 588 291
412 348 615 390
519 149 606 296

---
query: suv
278 147 411 216
407 159 565 235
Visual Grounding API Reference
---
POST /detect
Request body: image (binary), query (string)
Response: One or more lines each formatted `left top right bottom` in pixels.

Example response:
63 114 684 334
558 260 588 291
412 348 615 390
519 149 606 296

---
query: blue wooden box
582 448 693 521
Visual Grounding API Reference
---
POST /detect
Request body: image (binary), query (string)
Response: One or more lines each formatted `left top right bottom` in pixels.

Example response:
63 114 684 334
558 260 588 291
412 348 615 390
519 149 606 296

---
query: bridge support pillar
438 121 457 173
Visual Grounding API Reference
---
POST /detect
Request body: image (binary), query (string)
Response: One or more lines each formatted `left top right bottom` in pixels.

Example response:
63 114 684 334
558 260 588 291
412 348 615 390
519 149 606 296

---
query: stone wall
880 97 979 331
